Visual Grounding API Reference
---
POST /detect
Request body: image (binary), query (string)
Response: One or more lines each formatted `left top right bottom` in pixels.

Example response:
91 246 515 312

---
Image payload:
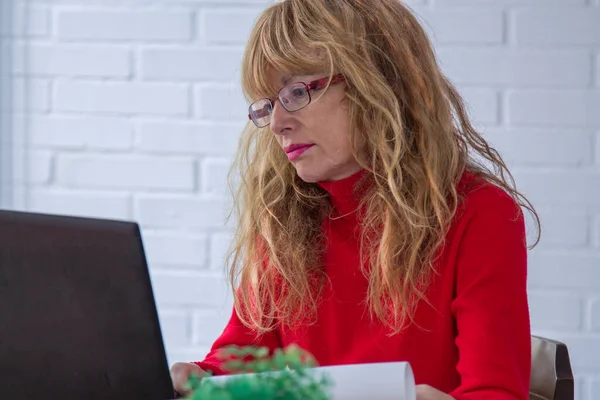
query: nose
269 99 292 136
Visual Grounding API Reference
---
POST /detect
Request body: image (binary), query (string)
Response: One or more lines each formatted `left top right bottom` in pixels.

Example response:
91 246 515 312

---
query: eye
291 87 307 98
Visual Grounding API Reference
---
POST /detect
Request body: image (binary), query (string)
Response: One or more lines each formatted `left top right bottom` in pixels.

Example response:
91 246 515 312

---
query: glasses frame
247 73 346 128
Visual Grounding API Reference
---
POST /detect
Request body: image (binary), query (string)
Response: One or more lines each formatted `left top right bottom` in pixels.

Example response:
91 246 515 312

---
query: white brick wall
2 0 599 398
13 43 131 77
53 81 190 115
57 10 193 42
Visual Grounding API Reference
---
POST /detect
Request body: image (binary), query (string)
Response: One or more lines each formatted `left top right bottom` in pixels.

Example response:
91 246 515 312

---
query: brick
597 131 600 168
137 121 242 156
529 291 582 331
137 195 230 229
28 115 133 150
209 232 234 270
0 134 10 153
150 270 229 307
191 309 232 345
513 171 600 209
164 0 270 3
594 216 600 248
578 376 592 400
12 78 49 112
201 158 231 195
157 311 190 348
515 9 600 46
592 379 600 400
25 150 53 185
439 49 591 88
140 48 243 81
13 44 130 78
524 207 589 248
596 53 600 88
175 0 421 4
528 252 600 290
28 0 173 2
590 299 600 332
458 88 498 125
576 377 588 400
27 189 131 220
483 128 593 167
4 184 22 210
53 81 189 116
57 10 192 42
437 0 585 6
195 85 249 122
27 0 142 2
201 9 261 45
56 154 195 191
142 231 208 268
415 10 503 44
508 90 600 127
1 6 50 37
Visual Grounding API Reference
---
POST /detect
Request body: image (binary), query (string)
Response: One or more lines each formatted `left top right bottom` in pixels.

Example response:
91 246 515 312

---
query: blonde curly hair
225 0 540 335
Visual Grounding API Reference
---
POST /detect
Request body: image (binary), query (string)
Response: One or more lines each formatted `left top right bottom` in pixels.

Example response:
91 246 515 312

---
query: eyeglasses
247 73 346 128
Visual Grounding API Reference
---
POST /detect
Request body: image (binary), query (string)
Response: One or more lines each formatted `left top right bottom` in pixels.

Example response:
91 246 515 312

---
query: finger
415 384 429 400
170 364 191 393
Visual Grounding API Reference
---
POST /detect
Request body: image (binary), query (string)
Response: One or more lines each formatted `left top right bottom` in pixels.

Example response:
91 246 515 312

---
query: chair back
529 335 574 400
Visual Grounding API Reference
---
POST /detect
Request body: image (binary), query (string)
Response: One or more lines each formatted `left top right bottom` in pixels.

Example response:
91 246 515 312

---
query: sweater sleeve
449 186 531 400
191 305 282 375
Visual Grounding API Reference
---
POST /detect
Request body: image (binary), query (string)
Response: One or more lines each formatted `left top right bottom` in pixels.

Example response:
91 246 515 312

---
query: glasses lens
249 98 273 127
279 83 309 112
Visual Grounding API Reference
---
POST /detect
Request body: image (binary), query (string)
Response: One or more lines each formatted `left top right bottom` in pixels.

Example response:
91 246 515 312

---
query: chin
293 165 326 183
295 171 321 183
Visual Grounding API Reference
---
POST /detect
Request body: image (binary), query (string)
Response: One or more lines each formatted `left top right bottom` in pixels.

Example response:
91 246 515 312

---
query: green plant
183 345 332 400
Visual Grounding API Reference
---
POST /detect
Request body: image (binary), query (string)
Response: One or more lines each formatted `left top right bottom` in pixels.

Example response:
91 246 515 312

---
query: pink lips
284 144 314 161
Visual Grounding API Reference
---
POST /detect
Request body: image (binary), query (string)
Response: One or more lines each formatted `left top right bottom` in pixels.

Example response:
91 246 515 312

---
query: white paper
203 361 416 400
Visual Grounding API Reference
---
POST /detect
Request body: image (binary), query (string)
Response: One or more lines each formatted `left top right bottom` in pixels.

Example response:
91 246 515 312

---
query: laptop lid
0 210 175 400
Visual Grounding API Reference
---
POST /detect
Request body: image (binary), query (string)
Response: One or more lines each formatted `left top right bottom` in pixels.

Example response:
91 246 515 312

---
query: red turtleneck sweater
193 171 531 400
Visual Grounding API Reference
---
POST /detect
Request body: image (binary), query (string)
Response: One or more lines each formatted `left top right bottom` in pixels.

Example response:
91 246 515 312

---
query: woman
171 1 540 399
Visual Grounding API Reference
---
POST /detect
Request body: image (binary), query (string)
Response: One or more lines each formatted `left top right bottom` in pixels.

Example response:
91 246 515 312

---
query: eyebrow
282 75 295 85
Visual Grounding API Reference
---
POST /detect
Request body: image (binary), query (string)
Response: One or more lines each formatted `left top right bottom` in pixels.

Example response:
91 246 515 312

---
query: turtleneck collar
317 169 369 219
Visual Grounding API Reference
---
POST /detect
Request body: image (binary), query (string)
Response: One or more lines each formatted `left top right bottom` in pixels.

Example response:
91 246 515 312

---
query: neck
317 169 369 219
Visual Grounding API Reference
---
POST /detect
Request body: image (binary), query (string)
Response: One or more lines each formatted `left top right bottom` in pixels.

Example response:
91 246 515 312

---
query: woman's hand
170 362 206 398
416 384 455 400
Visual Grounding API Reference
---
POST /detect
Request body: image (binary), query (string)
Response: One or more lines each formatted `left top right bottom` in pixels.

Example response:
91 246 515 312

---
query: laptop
0 210 176 399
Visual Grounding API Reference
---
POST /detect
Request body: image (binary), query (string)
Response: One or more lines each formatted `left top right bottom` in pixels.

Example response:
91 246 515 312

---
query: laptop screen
0 210 175 400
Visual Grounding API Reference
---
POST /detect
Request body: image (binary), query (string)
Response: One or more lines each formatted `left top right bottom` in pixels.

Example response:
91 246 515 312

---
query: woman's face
267 71 363 183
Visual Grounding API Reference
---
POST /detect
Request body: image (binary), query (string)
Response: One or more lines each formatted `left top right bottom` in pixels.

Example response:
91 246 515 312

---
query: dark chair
529 335 574 400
